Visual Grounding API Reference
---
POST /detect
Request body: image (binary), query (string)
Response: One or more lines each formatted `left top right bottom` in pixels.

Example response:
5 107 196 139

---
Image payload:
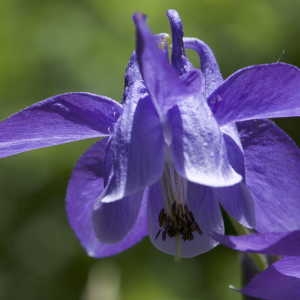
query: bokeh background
0 1 299 299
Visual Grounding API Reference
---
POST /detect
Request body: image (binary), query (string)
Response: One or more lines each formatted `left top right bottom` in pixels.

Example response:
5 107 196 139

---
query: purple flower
217 231 300 299
0 10 300 260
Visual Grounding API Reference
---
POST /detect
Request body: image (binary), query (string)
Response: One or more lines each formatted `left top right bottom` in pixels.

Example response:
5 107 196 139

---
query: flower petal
215 129 256 228
122 53 145 103
209 63 300 125
133 13 188 114
187 182 224 235
100 92 164 203
147 182 223 258
168 94 242 187
0 92 122 158
215 183 255 229
166 9 192 74
93 191 144 243
183 38 223 97
122 35 168 104
66 139 147 258
215 231 300 257
241 257 300 300
239 119 300 232
179 69 205 95
122 33 169 103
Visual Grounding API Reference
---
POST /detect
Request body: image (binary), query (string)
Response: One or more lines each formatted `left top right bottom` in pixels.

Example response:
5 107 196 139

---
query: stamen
155 203 202 242
156 162 202 243
155 229 161 240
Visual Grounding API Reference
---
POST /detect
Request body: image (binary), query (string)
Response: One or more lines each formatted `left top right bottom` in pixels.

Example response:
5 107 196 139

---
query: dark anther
154 203 202 242
155 229 161 240
158 209 166 227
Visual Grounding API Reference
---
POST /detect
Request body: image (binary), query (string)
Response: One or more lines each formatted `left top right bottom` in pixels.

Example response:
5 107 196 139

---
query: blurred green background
0 0 299 299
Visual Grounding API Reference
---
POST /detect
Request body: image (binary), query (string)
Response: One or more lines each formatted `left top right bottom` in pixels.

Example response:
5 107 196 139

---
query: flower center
155 163 202 241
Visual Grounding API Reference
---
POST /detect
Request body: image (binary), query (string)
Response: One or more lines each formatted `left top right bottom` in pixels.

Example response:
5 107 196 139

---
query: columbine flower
0 9 300 259
218 231 300 299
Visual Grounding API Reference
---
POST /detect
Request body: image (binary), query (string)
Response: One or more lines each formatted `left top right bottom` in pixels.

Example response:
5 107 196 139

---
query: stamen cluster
155 203 202 241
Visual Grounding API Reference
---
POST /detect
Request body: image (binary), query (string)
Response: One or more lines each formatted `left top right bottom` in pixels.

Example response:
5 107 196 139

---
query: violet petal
0 92 122 158
100 93 164 203
216 183 255 229
215 130 256 228
242 257 300 300
147 181 223 258
239 119 300 232
183 37 223 96
167 9 192 74
209 63 300 125
133 13 188 114
66 139 147 258
168 93 242 187
215 231 300 257
93 190 144 243
122 53 146 103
